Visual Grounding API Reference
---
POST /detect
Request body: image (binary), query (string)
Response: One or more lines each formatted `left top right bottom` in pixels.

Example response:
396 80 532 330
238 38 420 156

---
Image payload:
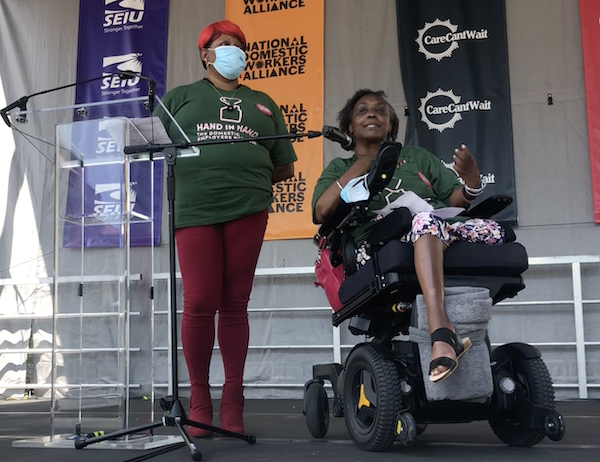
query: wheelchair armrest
365 207 412 250
460 195 517 242
460 195 512 219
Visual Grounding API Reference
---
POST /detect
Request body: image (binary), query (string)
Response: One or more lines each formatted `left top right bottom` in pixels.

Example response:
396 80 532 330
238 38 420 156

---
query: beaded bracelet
462 186 477 202
464 182 486 196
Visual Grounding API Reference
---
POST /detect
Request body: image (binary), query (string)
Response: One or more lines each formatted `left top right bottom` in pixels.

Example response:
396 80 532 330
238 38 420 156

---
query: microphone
322 125 355 151
118 71 156 112
117 70 138 80
15 102 28 124
0 96 29 127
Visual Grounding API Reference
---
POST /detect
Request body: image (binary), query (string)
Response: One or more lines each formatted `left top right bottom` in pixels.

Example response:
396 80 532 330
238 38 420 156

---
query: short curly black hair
337 89 399 141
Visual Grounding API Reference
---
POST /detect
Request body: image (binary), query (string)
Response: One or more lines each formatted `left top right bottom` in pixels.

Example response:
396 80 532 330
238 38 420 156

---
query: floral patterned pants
356 211 506 266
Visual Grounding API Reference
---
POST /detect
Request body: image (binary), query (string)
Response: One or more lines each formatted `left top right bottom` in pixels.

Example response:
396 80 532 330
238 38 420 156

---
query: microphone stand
74 130 323 461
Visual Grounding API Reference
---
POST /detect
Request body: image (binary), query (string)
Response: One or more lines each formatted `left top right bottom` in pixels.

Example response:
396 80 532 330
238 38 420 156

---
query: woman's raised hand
453 144 481 188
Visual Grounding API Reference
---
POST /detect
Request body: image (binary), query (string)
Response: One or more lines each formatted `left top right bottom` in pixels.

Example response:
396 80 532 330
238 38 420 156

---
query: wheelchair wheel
305 382 329 438
489 356 555 447
343 345 402 451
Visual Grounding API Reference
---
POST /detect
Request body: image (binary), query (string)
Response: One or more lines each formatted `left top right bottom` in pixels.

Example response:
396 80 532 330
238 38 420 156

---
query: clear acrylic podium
6 96 197 449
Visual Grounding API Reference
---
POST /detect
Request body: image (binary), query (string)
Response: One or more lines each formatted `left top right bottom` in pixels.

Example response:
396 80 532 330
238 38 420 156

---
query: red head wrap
198 20 247 51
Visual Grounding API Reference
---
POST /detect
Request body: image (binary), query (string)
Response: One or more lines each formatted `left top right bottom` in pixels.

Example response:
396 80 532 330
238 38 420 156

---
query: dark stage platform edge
1 398 598 462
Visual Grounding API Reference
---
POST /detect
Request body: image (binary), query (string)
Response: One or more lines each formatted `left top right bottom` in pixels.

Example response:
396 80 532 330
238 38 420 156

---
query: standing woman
155 20 297 437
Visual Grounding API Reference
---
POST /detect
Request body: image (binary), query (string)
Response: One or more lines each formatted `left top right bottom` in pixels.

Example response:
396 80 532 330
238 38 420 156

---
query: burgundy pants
176 210 268 402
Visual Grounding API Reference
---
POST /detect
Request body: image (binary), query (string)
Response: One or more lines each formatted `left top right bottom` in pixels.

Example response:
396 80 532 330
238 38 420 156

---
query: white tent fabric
1 0 599 401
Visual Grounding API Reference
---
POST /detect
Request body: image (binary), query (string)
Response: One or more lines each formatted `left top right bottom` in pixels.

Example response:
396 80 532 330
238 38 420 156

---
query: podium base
12 434 183 450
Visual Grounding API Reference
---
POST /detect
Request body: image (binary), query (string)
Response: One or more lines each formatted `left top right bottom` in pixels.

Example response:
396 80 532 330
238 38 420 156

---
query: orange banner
226 0 323 240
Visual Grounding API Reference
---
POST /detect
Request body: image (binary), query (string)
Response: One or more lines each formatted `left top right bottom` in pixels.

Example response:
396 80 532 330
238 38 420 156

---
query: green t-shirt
155 79 297 227
312 146 462 245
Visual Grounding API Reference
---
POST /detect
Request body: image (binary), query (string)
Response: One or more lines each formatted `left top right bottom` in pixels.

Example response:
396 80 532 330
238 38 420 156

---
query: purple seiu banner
64 0 169 248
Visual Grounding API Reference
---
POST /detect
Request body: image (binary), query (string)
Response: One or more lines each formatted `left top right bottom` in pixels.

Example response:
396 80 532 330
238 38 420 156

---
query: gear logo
416 19 459 61
419 89 462 132
416 18 489 61
418 89 492 132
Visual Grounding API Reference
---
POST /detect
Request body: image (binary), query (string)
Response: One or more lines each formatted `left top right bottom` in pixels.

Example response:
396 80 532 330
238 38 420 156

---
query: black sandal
429 328 472 383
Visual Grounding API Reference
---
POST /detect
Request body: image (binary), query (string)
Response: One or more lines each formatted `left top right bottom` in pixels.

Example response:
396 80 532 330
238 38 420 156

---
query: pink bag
314 238 345 312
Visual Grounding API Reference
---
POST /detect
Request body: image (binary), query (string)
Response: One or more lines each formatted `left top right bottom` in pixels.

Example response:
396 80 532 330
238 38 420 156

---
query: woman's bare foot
430 338 458 379
428 327 472 382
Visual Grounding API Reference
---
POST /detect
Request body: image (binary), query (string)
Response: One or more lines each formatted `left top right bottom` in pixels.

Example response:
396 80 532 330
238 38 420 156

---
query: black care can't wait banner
396 0 517 224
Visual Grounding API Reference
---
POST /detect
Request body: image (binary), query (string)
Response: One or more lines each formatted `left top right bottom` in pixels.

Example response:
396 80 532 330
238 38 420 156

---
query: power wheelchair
303 141 565 451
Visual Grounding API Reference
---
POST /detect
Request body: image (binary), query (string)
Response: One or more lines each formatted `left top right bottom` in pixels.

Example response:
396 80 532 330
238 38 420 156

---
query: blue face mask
340 173 370 203
209 45 247 80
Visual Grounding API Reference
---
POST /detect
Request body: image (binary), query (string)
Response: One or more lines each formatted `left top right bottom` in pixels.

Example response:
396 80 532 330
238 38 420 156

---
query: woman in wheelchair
312 89 506 383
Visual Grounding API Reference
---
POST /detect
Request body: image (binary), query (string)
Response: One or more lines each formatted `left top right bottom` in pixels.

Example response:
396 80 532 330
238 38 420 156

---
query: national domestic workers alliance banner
396 0 517 224
226 0 324 240
64 0 169 247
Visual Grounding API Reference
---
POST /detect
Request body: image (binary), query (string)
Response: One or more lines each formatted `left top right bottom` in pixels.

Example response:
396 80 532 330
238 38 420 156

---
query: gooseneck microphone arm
0 72 157 127
123 125 357 156
123 130 324 156
123 124 357 156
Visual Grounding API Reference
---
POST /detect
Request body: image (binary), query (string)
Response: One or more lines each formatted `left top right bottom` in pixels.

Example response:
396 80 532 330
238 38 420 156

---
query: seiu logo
96 137 120 154
94 183 122 215
94 183 137 215
95 120 124 154
100 53 142 89
104 0 144 27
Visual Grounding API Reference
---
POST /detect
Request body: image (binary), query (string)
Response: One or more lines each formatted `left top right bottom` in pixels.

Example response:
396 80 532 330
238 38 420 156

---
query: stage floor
1 398 598 462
